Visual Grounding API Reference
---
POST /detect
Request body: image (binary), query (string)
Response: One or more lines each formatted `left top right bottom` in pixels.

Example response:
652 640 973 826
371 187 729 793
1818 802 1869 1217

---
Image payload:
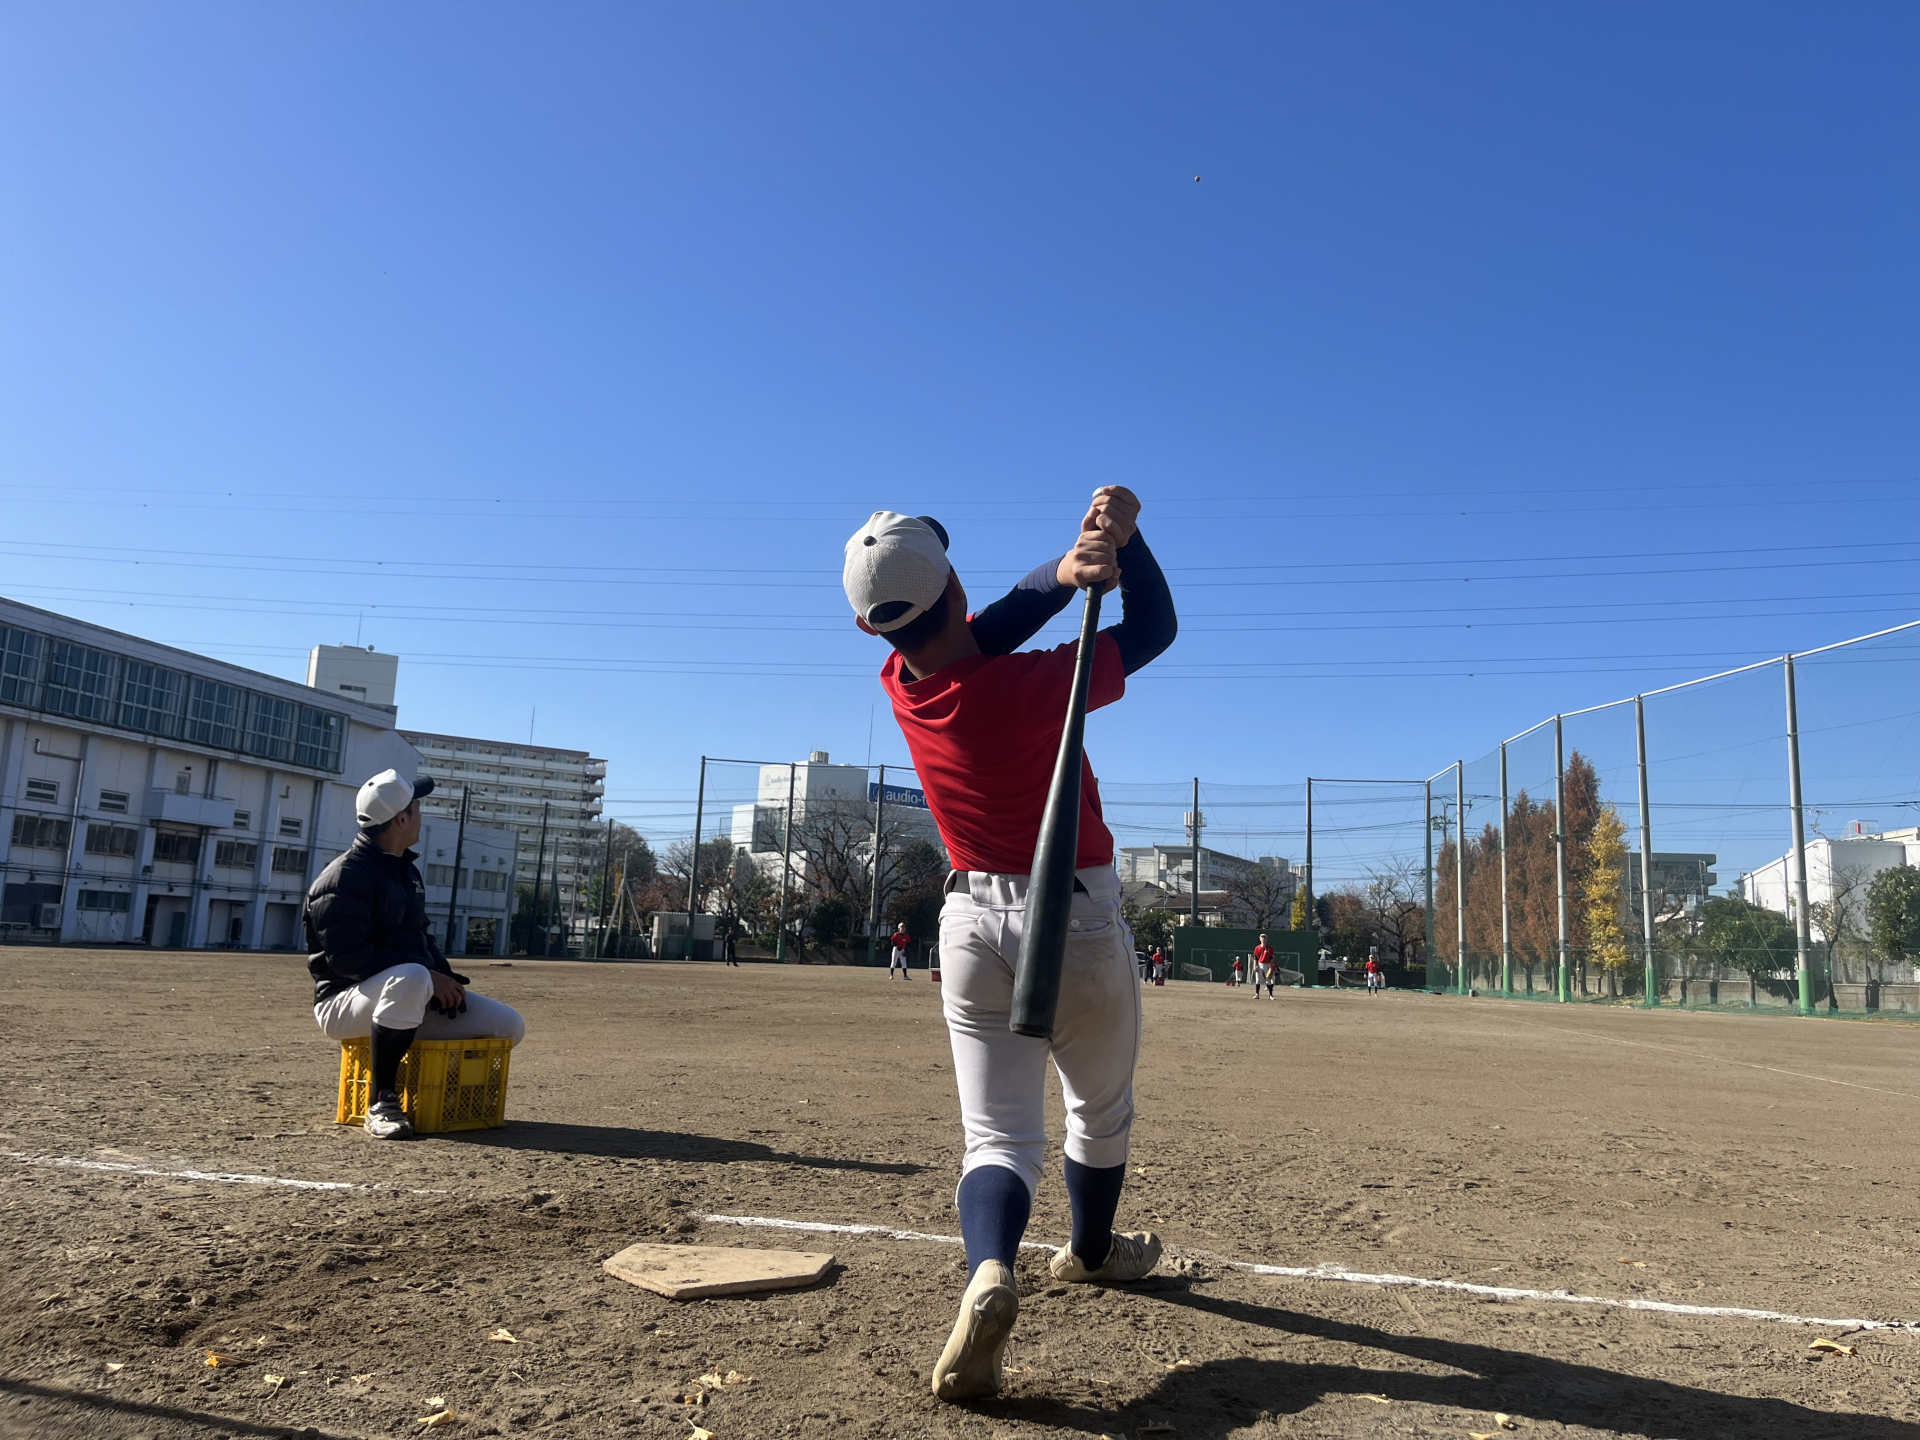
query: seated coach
306 768 526 1140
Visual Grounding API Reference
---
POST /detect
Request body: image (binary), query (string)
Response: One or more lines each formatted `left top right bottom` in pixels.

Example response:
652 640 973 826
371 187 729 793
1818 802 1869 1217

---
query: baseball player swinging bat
1009 584 1104 1039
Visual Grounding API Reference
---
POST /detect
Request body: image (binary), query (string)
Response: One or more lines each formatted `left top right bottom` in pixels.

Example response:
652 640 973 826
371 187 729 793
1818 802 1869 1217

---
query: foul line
0 1150 442 1195
700 1212 1920 1335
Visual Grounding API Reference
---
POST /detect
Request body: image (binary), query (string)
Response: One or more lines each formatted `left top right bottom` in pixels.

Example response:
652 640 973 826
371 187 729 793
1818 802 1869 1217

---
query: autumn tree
1583 805 1631 993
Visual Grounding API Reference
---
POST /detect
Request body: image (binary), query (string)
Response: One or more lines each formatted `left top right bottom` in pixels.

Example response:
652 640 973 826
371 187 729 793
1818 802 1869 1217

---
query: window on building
294 705 344 772
215 840 259 869
183 677 242 748
11 814 71 850
471 867 507 893
271 846 309 874
153 829 201 865
42 640 117 721
278 816 303 838
77 890 131 913
84 824 140 858
245 692 295 762
0 626 43 705
118 661 184 735
425 864 469 889
97 789 130 813
175 770 193 796
231 809 251 830
24 777 58 804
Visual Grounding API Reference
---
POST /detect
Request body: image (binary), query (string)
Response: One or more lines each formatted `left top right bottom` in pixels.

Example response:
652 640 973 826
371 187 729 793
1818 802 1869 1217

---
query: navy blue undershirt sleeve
1106 531 1176 675
968 558 1074 656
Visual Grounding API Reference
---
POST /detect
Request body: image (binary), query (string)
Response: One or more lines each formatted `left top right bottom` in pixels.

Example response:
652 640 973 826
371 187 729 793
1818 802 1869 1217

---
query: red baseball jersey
880 633 1125 875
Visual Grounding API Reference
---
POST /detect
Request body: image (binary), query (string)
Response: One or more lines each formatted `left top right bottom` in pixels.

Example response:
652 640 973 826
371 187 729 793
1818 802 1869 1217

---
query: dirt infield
5 951 1920 1439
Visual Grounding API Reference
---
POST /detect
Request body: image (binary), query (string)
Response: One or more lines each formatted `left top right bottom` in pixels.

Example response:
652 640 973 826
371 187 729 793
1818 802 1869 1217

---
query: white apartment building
418 815 517 957
0 598 419 949
1743 828 1920 926
729 751 943 881
1118 843 1294 898
398 731 606 916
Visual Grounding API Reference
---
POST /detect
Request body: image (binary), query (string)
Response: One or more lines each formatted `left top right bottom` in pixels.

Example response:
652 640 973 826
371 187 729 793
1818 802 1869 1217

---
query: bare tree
1221 859 1295 934
1811 863 1871 983
1359 858 1427 965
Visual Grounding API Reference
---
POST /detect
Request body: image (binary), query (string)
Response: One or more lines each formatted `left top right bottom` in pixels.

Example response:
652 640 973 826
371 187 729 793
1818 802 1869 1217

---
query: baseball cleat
1048 1230 1163 1284
364 1093 414 1140
931 1259 1018 1402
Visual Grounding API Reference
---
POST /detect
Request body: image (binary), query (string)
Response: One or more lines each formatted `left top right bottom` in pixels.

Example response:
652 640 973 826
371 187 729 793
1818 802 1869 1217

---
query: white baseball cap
356 768 436 828
843 512 952 634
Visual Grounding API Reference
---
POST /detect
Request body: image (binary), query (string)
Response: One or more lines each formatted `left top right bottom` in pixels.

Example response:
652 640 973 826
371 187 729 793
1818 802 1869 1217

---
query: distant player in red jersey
1365 954 1384 993
889 925 913 979
844 489 1176 1403
1252 934 1277 998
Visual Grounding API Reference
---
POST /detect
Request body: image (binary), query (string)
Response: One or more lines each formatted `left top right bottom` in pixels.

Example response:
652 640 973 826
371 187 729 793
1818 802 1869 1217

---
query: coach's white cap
356 768 436 828
843 512 952 634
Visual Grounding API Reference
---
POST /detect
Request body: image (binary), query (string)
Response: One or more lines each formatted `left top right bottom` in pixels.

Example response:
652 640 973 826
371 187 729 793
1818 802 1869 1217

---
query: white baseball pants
938 865 1141 1197
313 963 527 1046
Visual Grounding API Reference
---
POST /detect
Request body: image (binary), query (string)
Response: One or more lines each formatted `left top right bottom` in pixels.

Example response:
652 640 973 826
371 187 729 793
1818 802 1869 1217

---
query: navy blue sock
957 1165 1031 1275
1064 1156 1127 1270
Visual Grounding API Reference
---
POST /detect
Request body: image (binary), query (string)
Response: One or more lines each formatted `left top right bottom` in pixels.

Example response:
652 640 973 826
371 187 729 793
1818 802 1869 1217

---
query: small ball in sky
1193 175 1201 182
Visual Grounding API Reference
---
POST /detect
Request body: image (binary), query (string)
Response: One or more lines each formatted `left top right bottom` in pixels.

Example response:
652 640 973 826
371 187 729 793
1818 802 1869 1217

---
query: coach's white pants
313 963 527 1046
938 865 1140 1198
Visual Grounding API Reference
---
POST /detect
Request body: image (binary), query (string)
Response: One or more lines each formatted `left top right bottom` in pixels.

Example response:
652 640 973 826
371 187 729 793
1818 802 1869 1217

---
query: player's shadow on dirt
449 1120 926 1174
985 1282 1920 1439
0 1377 357 1438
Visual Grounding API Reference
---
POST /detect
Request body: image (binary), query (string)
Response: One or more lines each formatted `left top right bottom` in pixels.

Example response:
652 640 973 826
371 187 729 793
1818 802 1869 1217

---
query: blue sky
1 3 1915 860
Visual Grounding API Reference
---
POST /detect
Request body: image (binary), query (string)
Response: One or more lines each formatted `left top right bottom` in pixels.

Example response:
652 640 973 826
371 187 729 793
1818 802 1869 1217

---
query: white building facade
418 815 517 957
397 731 606 916
729 751 943 880
0 598 420 949
1743 829 1920 926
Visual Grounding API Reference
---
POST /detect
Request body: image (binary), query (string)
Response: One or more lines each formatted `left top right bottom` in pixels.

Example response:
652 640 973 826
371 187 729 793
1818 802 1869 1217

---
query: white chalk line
0 1149 443 1195
6 1150 1907 1335
700 1212 1920 1335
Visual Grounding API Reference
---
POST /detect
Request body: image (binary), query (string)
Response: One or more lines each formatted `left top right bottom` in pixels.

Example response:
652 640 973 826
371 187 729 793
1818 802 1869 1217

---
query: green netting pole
1554 715 1571 1004
1636 695 1659 1007
1455 761 1468 996
1423 779 1435 989
1499 742 1512 997
1302 778 1316 988
1785 656 1816 1016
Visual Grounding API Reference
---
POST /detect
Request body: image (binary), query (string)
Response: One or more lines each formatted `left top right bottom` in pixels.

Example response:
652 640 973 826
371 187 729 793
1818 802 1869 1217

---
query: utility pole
867 764 886 967
776 761 797 963
529 801 550 958
1785 656 1816 1015
1554 715 1570 1003
1635 695 1658 1006
445 788 469 959
1455 762 1467 996
1302 778 1314 986
687 756 706 961
1499 744 1512 996
548 842 561 956
1189 776 1201 929
1423 780 1434 970
593 815 614 958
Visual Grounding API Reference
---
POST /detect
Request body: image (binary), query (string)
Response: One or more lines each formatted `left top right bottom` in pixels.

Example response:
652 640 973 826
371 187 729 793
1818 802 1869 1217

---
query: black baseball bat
1009 583 1105 1039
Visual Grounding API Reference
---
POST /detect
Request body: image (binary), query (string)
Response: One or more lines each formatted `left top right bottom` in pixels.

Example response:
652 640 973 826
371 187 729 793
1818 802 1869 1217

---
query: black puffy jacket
305 834 465 1004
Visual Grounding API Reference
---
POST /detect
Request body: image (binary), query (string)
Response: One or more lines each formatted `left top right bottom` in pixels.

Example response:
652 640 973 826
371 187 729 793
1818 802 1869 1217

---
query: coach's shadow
449 1120 926 1175
987 1281 1920 1439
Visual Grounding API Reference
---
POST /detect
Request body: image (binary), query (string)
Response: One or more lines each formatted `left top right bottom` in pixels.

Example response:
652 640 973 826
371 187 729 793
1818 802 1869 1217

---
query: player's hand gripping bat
1009 583 1105 1039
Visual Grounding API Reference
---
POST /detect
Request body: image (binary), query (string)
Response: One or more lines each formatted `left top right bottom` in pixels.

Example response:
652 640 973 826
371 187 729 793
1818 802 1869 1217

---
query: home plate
602 1243 836 1299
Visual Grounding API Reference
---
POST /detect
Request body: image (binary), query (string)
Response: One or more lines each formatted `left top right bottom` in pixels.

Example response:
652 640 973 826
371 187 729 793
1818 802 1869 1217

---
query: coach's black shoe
364 1093 414 1140
1049 1230 1162 1283
932 1260 1017 1402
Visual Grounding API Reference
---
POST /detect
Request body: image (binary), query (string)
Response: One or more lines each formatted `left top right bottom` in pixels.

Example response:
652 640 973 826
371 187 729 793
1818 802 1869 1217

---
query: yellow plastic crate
335 1036 512 1133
